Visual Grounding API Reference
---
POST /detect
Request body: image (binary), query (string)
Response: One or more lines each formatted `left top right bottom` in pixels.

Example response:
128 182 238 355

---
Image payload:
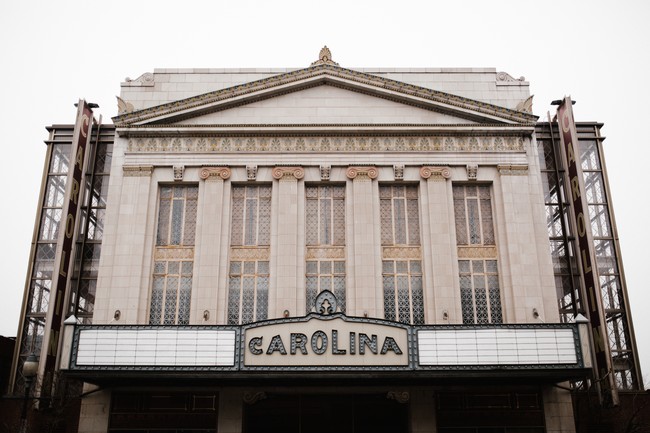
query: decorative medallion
315 290 338 315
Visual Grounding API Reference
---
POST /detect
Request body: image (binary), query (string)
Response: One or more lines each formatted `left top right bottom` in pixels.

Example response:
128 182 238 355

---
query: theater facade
11 48 642 432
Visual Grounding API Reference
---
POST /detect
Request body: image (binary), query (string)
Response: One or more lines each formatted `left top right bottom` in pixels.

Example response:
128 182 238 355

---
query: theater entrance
243 393 408 433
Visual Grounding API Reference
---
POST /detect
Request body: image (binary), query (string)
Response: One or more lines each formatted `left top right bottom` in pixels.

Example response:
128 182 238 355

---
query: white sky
1 0 648 387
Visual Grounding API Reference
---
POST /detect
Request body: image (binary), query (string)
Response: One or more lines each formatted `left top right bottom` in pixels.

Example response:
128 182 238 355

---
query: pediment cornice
113 64 538 127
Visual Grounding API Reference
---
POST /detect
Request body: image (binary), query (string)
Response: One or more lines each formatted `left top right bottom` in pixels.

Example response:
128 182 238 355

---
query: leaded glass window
305 185 346 313
380 184 423 323
228 185 271 324
454 185 502 324
149 185 198 325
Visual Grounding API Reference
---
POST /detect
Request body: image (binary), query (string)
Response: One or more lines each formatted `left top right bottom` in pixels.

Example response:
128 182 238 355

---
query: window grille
228 185 271 324
453 185 502 324
305 185 346 313
380 185 423 323
149 185 198 325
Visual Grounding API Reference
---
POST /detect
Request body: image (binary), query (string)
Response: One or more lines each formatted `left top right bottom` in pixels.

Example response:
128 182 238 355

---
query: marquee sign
242 316 409 369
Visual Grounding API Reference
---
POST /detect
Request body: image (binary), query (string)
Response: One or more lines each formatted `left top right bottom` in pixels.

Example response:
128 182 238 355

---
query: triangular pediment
113 64 537 129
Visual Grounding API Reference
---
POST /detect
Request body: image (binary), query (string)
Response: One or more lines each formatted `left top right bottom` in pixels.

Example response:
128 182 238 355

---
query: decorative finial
311 45 339 66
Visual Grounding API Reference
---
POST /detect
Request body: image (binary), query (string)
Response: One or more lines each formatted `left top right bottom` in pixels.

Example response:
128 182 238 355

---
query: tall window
228 185 271 324
305 185 346 312
149 185 198 325
380 185 424 324
453 185 502 324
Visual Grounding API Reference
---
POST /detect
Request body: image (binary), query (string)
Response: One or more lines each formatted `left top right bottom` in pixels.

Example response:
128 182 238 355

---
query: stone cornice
113 64 538 126
125 135 526 154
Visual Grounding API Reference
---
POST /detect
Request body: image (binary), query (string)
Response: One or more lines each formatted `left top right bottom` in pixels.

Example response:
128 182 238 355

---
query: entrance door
243 393 408 433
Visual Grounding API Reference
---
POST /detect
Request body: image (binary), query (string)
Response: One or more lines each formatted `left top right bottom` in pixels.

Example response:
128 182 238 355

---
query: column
347 166 379 317
420 166 457 323
272 167 304 318
193 167 230 324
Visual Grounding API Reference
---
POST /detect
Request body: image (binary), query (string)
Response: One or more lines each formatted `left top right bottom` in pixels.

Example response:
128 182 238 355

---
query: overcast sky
1 0 648 387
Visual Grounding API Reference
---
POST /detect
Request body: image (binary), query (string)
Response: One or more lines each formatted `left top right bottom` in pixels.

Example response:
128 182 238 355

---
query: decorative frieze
122 164 153 177
497 164 529 175
382 247 422 260
125 135 526 154
199 166 232 181
466 164 478 181
229 247 270 261
306 247 345 260
420 166 451 181
173 165 184 181
457 246 498 259
272 166 305 180
154 247 195 260
346 166 378 180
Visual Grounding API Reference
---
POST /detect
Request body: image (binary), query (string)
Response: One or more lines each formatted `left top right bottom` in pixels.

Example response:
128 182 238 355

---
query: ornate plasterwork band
497 164 529 175
457 246 497 259
199 166 231 181
306 247 345 260
346 166 378 180
155 247 194 260
420 166 451 181
272 166 305 180
123 164 153 177
230 247 270 261
382 247 421 260
125 135 526 154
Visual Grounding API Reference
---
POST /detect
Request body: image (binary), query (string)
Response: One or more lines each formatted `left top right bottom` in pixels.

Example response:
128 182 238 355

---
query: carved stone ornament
346 166 378 180
466 164 478 181
243 392 267 405
497 164 528 175
315 290 338 315
173 165 184 181
393 165 404 181
247 165 257 181
116 96 134 114
420 166 451 181
516 95 534 113
125 135 526 154
386 391 410 404
320 165 331 181
272 166 305 180
123 165 153 177
199 166 231 181
496 71 525 82
124 71 155 86
311 45 339 66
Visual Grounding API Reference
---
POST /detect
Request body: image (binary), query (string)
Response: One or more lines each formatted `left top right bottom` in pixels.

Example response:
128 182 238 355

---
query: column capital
346 166 378 180
272 166 304 180
420 166 451 181
199 166 231 181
